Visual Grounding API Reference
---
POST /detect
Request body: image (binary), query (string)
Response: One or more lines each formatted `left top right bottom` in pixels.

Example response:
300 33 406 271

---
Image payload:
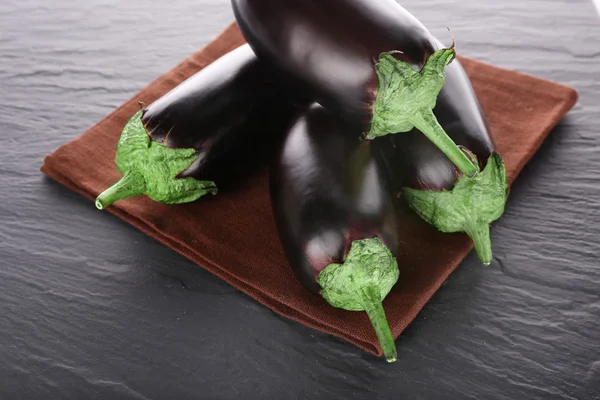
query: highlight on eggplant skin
95 44 304 210
270 103 400 362
231 0 479 178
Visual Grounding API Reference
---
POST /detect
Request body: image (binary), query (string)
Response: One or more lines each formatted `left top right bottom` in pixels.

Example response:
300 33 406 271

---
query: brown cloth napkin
41 23 578 357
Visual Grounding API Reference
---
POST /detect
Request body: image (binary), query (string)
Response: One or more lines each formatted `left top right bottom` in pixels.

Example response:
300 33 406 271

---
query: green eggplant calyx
317 237 399 362
367 46 478 178
95 109 217 210
403 152 508 265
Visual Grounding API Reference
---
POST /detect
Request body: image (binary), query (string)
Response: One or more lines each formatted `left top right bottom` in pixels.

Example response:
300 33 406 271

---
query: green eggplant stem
465 222 492 265
411 110 478 178
360 286 397 362
95 171 146 210
317 238 399 362
367 45 478 178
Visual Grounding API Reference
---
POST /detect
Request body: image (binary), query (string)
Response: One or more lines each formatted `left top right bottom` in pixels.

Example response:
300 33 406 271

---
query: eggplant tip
445 27 456 51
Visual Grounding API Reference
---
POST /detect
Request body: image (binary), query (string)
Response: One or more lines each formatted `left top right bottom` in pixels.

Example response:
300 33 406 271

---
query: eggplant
374 114 507 265
232 0 479 178
270 103 400 362
95 44 302 209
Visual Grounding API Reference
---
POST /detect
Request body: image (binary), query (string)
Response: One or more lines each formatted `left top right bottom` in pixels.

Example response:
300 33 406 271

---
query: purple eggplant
232 0 479 178
270 103 400 362
95 44 303 209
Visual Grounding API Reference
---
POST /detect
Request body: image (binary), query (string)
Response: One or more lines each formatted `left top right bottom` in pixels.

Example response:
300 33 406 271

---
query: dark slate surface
1 1 599 399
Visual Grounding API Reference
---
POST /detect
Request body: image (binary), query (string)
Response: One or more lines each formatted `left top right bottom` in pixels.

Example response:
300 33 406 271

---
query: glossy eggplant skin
231 0 491 145
142 44 303 190
270 103 398 294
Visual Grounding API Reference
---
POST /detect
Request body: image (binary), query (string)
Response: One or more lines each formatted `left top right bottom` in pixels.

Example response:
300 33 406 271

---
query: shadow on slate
40 22 579 357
